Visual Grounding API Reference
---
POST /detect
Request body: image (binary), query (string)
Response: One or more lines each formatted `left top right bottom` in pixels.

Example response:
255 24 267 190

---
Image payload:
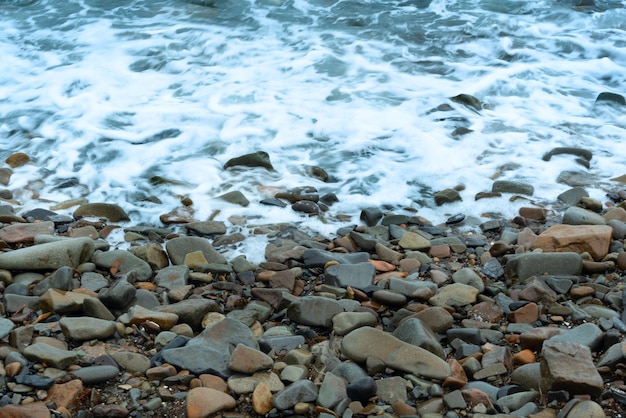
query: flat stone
0 402 51 418
532 224 612 261
23 342 79 369
562 206 606 225
324 262 375 289
504 252 582 281
287 296 343 327
112 351 151 374
272 379 318 410
60 317 117 341
153 298 221 329
92 249 152 281
302 248 370 267
73 203 130 222
122 305 179 330
332 311 378 336
154 265 189 290
186 387 236 418
429 283 479 307
393 318 445 358
342 327 451 380
452 268 485 292
0 221 54 243
228 371 285 394
0 237 95 270
229 343 274 374
69 365 120 385
540 340 603 396
318 372 347 409
549 322 603 352
398 231 431 251
166 236 227 265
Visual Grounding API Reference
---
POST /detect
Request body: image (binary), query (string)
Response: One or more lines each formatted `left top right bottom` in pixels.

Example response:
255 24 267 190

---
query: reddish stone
468 301 504 323
508 302 539 324
46 379 85 410
429 244 451 259
0 402 50 418
532 224 612 261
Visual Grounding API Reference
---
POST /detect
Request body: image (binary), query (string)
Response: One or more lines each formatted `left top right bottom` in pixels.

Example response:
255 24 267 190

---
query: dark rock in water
217 190 249 207
381 214 409 226
360 207 383 226
260 197 288 208
223 151 273 171
291 200 320 214
73 203 130 222
434 188 462 206
557 187 588 205
305 165 328 182
20 208 59 222
595 92 625 105
556 170 598 187
275 186 318 203
451 127 473 137
319 193 338 205
446 213 465 224
542 147 592 163
492 180 534 196
450 93 482 112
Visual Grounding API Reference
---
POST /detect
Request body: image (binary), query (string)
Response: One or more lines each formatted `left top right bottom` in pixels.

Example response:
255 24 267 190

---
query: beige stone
253 382 273 415
186 387 236 418
532 224 612 261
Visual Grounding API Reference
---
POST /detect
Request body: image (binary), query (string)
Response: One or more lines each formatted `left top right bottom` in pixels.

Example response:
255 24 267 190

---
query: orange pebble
513 349 536 365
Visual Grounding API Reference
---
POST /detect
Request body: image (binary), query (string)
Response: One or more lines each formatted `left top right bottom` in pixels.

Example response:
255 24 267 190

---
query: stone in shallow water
342 327 451 380
73 202 130 222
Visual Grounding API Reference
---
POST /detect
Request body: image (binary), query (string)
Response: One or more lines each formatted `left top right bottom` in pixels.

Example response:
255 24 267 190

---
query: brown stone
569 285 595 298
186 387 236 418
46 379 85 410
508 302 539 324
0 221 54 243
253 382 273 415
519 327 565 351
532 224 612 261
519 207 549 221
513 349 536 365
461 388 494 409
269 269 296 291
5 152 30 168
229 343 274 374
518 279 557 304
0 402 50 418
199 374 228 392
541 340 604 396
429 244 451 259
92 404 129 417
468 301 504 323
604 207 626 222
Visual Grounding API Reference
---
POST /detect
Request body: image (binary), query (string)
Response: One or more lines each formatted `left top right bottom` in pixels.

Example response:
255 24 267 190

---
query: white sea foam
1 0 626 242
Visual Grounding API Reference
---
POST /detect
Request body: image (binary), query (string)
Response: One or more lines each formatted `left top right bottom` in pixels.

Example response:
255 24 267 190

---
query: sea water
1 0 626 246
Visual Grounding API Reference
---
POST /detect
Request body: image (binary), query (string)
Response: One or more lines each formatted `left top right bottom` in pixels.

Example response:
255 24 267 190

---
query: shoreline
0 183 624 417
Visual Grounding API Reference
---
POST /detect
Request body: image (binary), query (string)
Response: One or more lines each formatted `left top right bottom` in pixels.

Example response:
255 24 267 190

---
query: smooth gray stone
496 391 539 412
60 317 117 341
465 381 499 401
549 322 603 351
23 343 78 369
330 362 368 385
273 379 319 410
112 351 151 374
562 206 606 225
0 318 15 339
302 248 370 267
82 297 116 321
608 219 626 239
32 265 75 296
317 372 347 409
443 389 467 410
393 318 445 358
0 237 94 270
324 262 376 289
162 344 230 376
544 276 574 294
504 252 582 281
431 236 467 253
557 187 588 205
582 304 619 319
165 236 227 265
184 221 227 236
511 362 541 390
154 265 189 290
69 365 120 385
4 294 40 313
226 300 273 326
92 249 152 281
80 272 109 292
4 282 30 296
452 268 485 292
98 278 136 310
597 341 626 367
258 335 306 355
388 277 437 296
492 180 534 196
509 402 539 417
287 296 343 327
350 231 388 251
135 288 161 310
482 257 505 279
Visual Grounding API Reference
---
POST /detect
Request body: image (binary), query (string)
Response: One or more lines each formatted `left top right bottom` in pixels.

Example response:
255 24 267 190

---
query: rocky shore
1 168 626 417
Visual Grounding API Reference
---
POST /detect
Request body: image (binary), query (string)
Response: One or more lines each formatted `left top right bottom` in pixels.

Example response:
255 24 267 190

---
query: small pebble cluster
1 153 626 418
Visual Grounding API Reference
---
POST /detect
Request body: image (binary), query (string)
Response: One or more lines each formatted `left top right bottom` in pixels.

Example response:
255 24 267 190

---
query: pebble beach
1 149 626 418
